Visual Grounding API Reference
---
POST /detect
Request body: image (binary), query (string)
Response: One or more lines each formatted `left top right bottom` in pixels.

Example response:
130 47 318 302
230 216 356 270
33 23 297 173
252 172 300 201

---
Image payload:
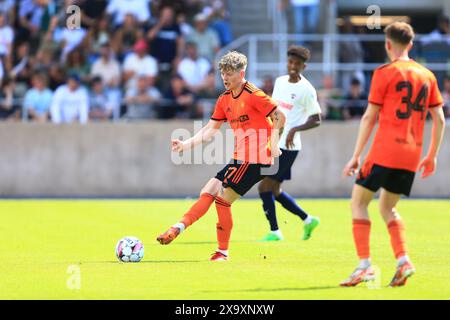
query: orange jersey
211 82 278 165
364 59 443 173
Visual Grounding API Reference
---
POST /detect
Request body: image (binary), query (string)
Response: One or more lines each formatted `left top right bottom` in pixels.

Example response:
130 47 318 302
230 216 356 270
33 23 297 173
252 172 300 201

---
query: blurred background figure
177 41 214 97
147 6 184 92
162 74 197 119
338 16 365 94
0 76 18 120
124 74 161 120
23 72 53 122
187 12 220 63
122 39 158 91
290 0 320 40
88 76 116 121
90 42 121 90
261 75 274 96
341 77 367 121
106 0 151 28
50 72 89 124
442 75 450 120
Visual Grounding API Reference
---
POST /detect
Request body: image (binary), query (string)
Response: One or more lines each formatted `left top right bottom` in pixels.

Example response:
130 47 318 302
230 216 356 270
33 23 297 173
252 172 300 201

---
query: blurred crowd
0 0 448 123
0 0 232 122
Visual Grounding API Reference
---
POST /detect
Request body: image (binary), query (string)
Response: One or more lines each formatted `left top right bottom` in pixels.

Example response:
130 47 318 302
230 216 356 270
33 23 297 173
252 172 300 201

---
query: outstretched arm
172 119 224 153
418 106 445 178
343 103 380 177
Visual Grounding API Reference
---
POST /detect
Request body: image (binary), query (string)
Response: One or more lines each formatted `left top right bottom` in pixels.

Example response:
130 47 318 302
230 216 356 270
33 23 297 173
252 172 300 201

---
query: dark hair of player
287 45 310 63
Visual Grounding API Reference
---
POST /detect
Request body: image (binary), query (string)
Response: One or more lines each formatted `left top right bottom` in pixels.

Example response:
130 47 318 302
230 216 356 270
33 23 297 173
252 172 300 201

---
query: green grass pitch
0 199 449 300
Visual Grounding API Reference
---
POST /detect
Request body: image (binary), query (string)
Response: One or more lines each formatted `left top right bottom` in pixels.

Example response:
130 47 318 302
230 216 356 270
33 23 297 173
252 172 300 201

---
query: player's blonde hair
218 51 247 72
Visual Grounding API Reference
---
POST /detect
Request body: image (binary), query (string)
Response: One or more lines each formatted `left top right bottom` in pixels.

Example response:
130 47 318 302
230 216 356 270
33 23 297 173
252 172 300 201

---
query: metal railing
214 33 450 87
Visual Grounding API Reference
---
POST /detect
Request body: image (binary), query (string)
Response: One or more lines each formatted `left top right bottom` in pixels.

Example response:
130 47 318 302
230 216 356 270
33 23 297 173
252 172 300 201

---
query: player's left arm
419 105 445 178
268 107 286 157
343 102 380 177
285 114 321 149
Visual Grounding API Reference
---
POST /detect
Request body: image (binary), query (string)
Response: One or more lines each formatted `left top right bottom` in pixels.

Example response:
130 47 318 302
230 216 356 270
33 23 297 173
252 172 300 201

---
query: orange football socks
353 219 371 259
215 196 233 251
179 193 215 228
387 219 407 259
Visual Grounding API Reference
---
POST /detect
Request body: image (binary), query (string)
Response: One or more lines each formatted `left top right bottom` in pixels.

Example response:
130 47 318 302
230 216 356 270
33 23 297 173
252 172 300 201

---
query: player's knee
272 183 282 197
258 179 271 193
200 179 221 196
379 205 400 223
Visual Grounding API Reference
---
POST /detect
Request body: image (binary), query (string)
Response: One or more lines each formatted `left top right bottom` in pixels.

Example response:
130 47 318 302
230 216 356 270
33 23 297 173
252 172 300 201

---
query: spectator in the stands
50 72 89 124
23 72 53 122
187 12 220 63
112 13 144 60
0 12 14 71
289 0 320 38
122 39 158 91
85 15 111 62
78 0 108 29
177 41 214 97
421 15 450 45
443 75 450 119
18 0 56 54
124 74 161 120
65 48 91 85
338 16 365 93
0 76 18 120
342 77 367 120
9 41 32 97
261 75 274 96
317 74 343 120
90 41 121 90
147 6 184 90
106 0 151 27
48 62 66 91
0 0 14 24
203 0 233 47
162 74 198 119
88 76 115 121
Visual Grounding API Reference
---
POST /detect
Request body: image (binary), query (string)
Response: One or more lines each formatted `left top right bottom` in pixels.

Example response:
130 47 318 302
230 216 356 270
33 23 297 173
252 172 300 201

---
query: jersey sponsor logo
278 100 294 110
291 93 297 99
230 114 249 124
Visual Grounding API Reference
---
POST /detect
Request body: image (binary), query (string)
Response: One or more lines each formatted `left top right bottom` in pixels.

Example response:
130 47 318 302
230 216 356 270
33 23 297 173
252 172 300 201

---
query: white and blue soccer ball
115 236 144 262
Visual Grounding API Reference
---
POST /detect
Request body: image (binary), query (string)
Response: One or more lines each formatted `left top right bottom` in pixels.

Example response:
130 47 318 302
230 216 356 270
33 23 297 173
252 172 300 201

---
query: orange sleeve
252 90 278 117
210 97 227 121
429 76 444 108
368 69 387 106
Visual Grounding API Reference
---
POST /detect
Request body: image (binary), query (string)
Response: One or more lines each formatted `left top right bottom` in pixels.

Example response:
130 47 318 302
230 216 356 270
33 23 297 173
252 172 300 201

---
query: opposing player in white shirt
258 45 321 241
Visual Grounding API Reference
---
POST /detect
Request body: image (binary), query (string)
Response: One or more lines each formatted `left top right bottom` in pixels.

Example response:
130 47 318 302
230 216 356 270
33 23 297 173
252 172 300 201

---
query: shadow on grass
200 286 339 293
79 260 204 264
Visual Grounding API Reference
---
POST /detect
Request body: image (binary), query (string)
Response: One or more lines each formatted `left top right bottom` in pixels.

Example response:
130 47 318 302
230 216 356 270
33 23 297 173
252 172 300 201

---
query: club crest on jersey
291 93 296 99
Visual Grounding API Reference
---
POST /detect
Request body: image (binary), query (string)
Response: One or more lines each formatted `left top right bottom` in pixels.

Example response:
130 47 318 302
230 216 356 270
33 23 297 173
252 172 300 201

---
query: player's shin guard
215 196 233 251
179 193 215 228
353 219 371 259
387 219 407 259
259 191 278 231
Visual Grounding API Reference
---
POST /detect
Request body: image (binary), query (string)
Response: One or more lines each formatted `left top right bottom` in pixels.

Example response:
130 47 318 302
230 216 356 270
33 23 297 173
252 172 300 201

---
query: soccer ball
115 236 144 262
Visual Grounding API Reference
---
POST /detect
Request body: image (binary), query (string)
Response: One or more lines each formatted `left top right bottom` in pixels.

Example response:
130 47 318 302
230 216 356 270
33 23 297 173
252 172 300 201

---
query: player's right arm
171 119 224 153
343 103 380 177
418 106 445 178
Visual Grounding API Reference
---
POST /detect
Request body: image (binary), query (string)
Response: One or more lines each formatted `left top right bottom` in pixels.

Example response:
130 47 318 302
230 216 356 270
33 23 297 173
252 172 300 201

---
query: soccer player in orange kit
157 51 285 261
341 22 445 287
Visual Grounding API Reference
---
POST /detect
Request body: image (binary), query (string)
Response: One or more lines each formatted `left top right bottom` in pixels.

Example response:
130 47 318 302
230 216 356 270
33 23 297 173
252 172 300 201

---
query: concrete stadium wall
0 122 449 197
